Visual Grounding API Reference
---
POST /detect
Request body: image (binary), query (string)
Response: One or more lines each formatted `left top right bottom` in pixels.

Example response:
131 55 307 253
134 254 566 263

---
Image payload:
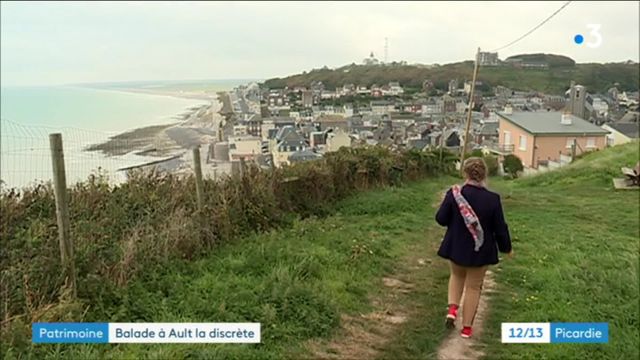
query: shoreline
84 123 180 156
113 87 218 101
1 86 232 189
72 84 218 102
85 88 228 163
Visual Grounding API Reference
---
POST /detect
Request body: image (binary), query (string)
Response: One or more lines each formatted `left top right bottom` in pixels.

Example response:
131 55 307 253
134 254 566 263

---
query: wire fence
0 118 206 192
1 113 457 336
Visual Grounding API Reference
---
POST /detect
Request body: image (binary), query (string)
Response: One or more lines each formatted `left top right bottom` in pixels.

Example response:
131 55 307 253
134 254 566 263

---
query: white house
316 106 336 116
271 126 308 168
371 101 394 115
289 111 301 120
228 136 262 161
326 129 352 153
321 91 338 100
261 121 276 141
233 125 248 137
422 103 442 115
601 123 639 146
343 105 354 117
388 82 404 96
592 97 609 117
618 92 639 107
340 84 355 96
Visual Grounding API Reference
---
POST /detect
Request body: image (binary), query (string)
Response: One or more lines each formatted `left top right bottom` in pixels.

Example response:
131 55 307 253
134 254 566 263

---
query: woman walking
435 157 512 338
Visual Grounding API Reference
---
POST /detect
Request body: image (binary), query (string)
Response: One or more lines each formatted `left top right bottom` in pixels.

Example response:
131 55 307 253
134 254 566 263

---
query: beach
84 89 229 174
1 85 224 189
0 83 245 189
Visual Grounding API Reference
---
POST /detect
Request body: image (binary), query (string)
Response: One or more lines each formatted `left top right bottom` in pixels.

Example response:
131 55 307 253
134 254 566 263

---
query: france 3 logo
574 24 602 48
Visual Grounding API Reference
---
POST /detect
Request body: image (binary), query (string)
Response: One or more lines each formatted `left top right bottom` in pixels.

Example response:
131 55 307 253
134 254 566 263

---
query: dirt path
308 273 418 359
306 185 498 360
436 270 496 360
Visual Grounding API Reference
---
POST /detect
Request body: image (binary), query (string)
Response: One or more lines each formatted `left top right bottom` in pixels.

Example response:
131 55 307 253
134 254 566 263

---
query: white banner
501 322 550 343
109 323 261 343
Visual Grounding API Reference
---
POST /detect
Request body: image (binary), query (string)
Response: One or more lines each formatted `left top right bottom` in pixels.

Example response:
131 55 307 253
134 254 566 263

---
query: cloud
1 1 638 86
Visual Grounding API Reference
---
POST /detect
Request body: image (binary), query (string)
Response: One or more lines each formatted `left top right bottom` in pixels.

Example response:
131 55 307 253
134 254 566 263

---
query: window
519 135 527 151
607 136 614 147
503 131 512 145
587 137 596 148
566 138 576 148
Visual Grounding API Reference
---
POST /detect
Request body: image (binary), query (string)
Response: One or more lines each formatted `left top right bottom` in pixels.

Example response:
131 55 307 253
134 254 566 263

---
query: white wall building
233 125 248 136
326 130 352 153
228 136 262 161
388 82 404 96
601 123 638 146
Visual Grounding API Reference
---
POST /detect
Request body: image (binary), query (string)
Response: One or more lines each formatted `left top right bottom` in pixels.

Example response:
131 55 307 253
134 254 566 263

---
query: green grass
480 142 639 359
7 177 457 359
6 143 638 359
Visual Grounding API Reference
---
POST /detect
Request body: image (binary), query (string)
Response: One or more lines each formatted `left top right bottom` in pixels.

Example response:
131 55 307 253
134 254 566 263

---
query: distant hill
504 53 576 67
262 55 639 95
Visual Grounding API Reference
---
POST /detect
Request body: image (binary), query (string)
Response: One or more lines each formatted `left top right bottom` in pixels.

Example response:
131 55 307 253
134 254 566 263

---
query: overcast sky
1 1 638 86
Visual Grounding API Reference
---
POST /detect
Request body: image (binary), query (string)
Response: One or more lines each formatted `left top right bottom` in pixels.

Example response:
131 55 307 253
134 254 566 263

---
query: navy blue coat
435 183 512 267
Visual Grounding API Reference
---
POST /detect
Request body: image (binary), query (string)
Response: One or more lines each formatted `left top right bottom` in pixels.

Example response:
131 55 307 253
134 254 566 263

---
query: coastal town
181 52 639 178
3 3 639 359
92 52 639 180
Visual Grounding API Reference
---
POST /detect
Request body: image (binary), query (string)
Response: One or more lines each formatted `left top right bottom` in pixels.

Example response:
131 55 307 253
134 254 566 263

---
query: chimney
503 104 513 115
561 112 573 125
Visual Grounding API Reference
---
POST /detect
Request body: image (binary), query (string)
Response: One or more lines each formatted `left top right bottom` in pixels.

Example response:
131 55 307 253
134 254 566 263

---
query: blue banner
32 323 109 344
550 322 608 343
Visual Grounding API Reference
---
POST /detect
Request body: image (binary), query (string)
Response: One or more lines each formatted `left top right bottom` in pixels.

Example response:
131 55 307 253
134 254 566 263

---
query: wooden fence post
239 157 246 177
49 133 76 298
193 146 205 211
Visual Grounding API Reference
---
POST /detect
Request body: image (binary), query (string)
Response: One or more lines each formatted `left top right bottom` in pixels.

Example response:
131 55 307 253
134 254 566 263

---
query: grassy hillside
504 53 576 67
0 146 456 358
2 141 637 359
263 58 639 94
481 142 639 359
3 172 459 359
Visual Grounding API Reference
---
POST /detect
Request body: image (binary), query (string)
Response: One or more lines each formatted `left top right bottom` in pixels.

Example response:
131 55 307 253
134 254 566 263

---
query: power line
490 1 572 52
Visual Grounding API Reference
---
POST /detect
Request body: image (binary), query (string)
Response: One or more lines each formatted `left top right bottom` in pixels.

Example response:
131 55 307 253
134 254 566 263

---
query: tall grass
0 146 456 349
481 142 640 360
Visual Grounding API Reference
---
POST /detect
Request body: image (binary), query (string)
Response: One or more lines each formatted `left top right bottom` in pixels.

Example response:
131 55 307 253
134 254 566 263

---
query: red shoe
461 326 472 338
445 304 458 328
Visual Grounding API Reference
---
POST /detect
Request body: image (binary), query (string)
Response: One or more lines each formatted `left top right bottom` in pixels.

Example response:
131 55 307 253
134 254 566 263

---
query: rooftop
316 115 347 122
496 111 609 135
478 122 499 136
607 122 639 138
289 149 322 162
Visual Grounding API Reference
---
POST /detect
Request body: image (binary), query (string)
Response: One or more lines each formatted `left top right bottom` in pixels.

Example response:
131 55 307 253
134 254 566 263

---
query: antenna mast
384 37 389 63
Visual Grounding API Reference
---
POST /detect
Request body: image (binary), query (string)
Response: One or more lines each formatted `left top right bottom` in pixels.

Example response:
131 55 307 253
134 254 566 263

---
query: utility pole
384 37 389 64
439 121 447 164
459 47 481 171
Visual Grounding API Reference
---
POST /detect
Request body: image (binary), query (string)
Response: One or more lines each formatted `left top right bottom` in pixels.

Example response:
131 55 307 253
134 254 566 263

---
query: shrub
484 155 499 176
0 145 456 346
503 154 524 178
470 149 484 158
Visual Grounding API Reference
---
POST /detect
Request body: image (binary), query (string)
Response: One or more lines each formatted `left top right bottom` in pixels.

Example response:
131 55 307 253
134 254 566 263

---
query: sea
0 80 249 190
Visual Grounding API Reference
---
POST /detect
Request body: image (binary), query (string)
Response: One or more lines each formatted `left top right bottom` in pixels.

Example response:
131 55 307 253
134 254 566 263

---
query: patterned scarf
451 184 485 252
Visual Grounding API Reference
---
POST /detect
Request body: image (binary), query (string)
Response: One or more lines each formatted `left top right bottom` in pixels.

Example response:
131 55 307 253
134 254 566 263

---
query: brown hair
463 157 487 182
